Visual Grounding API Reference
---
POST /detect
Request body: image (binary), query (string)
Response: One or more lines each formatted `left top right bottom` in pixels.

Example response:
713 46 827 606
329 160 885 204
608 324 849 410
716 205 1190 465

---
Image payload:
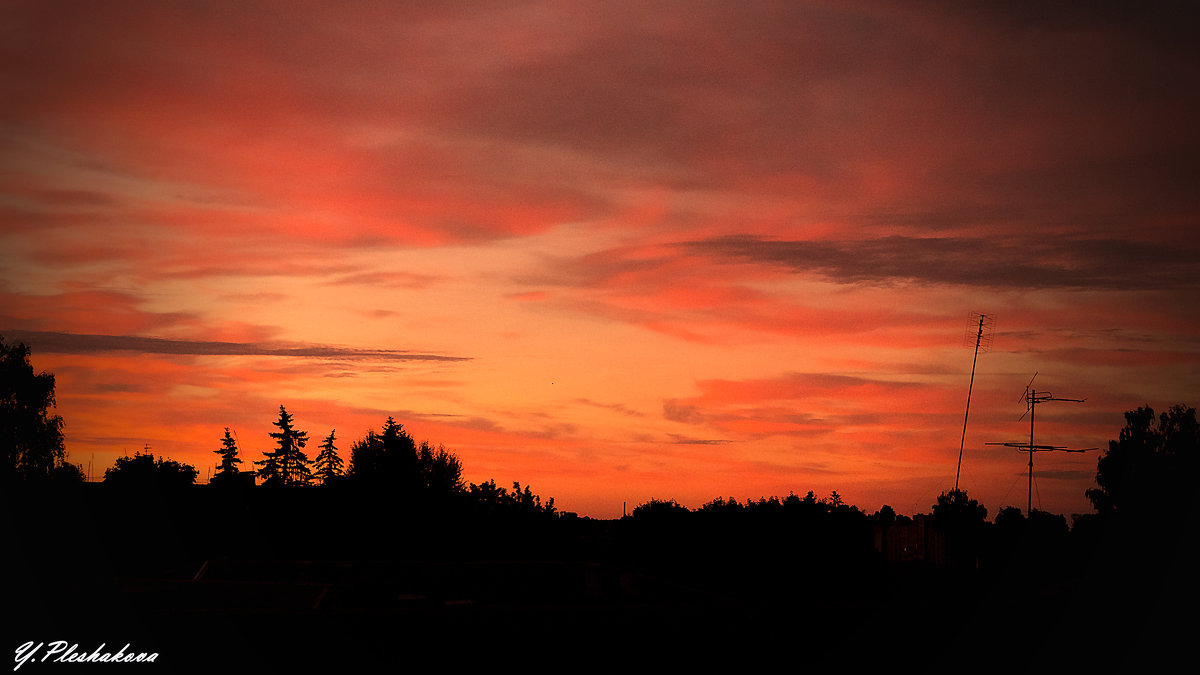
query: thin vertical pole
988 379 1087 515
1028 389 1035 514
955 315 985 491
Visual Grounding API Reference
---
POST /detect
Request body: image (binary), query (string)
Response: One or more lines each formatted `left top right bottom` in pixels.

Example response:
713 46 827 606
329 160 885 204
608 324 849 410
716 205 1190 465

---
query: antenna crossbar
989 374 1090 514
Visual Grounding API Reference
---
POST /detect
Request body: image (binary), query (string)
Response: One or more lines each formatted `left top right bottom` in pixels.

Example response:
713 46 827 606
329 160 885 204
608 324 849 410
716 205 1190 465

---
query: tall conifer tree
212 427 242 484
256 405 311 486
312 429 343 484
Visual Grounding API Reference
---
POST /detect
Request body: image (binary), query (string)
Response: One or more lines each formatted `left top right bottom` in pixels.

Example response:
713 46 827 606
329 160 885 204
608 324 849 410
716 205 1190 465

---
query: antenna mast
955 312 995 491
987 374 1093 513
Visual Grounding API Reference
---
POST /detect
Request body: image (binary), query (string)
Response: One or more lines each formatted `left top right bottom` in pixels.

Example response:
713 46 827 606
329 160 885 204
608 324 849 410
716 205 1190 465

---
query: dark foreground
7 484 1194 670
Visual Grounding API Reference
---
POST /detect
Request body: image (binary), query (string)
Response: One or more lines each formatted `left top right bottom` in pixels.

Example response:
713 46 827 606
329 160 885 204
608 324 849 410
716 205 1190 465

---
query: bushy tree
51 461 85 483
933 489 987 568
1 336 69 483
872 504 898 527
1087 404 1198 518
467 478 507 509
511 481 554 516
933 489 988 528
256 405 311 487
631 498 690 520
344 418 469 497
467 478 556 517
416 440 463 493
994 505 1025 528
104 451 198 488
346 417 431 492
699 496 746 516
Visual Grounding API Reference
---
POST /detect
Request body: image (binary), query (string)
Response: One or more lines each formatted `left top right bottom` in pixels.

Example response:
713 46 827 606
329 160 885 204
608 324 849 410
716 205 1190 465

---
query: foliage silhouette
932 489 987 568
50 460 85 483
994 505 1024 529
872 504 898 527
344 417 477 504
312 429 343 485
103 451 198 488
631 497 690 520
933 489 987 528
467 479 556 517
1086 404 1198 518
698 495 745 517
1027 508 1068 536
347 417 417 486
417 440 463 494
256 405 312 487
211 427 243 485
991 506 1069 562
1 336 73 483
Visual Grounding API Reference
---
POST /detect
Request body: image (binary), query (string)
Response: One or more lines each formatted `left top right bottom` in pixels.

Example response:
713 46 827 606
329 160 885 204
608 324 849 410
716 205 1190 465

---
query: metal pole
1028 389 1035 514
955 315 985 491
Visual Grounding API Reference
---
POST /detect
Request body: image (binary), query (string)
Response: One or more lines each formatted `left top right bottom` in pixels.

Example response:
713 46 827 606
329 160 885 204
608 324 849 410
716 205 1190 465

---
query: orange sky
3 1 1198 518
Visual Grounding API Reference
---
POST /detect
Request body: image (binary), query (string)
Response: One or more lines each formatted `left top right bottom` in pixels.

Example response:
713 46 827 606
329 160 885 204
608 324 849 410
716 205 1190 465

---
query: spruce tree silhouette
256 405 312 486
211 427 244 485
312 429 344 484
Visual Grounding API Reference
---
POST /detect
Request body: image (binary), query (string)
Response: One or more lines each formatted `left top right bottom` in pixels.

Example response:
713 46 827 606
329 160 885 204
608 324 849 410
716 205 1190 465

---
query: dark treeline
101 404 558 520
4 335 1196 668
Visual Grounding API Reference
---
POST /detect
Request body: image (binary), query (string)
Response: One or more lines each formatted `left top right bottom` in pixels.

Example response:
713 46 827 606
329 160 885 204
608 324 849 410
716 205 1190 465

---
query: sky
2 0 1197 519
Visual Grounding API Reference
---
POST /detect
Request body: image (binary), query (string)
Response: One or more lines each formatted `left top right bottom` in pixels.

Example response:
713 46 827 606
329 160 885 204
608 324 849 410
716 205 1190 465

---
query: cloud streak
683 235 1200 291
1 330 470 362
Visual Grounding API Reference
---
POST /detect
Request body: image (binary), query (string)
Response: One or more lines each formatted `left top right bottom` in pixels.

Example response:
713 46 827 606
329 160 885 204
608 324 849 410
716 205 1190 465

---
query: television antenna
987 373 1095 513
954 312 995 491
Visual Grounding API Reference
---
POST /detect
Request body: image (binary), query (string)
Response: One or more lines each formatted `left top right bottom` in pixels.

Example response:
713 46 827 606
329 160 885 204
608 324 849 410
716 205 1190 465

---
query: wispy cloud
681 235 1200 291
575 398 646 418
666 435 733 446
1 330 470 361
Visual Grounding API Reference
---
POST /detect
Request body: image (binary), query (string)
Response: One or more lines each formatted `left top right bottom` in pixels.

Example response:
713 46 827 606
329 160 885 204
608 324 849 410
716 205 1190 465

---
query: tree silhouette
312 429 343 485
1086 404 1198 518
932 489 987 568
211 428 243 485
994 505 1025 529
347 429 380 478
871 504 897 527
416 440 463 494
512 481 555 516
104 451 198 488
467 478 507 510
347 417 417 486
699 496 746 517
466 478 556 516
631 498 690 520
1 336 71 483
256 405 311 487
50 461 85 483
933 489 987 528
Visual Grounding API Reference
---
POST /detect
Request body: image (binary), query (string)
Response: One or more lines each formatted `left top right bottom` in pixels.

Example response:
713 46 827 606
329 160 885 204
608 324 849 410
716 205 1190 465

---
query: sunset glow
3 1 1197 518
